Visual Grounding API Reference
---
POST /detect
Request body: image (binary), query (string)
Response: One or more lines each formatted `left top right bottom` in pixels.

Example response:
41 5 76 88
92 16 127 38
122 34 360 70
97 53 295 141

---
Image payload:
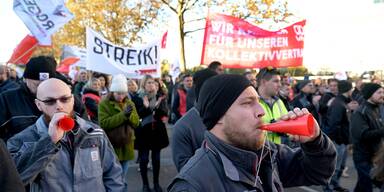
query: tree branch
184 27 205 36
161 0 177 13
184 17 205 24
185 0 200 11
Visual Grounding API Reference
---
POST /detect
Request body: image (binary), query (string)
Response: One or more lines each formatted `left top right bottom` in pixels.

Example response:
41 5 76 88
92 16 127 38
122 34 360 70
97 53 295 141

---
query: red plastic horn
259 114 315 137
57 116 75 131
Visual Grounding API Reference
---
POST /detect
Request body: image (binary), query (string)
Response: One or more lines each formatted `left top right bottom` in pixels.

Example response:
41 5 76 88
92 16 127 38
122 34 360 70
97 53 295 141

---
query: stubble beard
224 125 265 151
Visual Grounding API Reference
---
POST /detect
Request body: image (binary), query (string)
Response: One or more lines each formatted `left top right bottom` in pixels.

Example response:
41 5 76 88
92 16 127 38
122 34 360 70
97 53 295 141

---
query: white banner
86 28 161 78
13 0 74 46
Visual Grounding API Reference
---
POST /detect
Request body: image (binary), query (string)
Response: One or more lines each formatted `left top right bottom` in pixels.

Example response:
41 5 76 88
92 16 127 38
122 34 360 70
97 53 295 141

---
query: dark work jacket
291 93 320 122
0 82 88 142
350 102 384 162
326 94 351 145
0 83 40 142
168 131 336 192
0 139 25 192
0 79 19 94
318 92 336 130
171 107 206 172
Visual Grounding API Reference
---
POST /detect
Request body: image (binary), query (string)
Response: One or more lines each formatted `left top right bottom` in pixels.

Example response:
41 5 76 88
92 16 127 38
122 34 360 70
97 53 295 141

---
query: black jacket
326 94 351 145
0 82 88 142
168 131 336 192
318 92 336 129
350 102 384 162
133 93 169 150
0 139 25 192
0 83 40 141
291 93 320 122
0 79 19 94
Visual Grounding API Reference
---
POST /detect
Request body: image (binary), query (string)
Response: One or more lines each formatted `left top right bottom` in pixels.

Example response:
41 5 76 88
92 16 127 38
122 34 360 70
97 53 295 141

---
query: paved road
126 126 379 192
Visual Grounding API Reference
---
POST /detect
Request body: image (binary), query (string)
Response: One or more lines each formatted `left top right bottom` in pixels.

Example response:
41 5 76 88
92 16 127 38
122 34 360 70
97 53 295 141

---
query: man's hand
347 101 359 111
48 112 66 144
279 108 320 143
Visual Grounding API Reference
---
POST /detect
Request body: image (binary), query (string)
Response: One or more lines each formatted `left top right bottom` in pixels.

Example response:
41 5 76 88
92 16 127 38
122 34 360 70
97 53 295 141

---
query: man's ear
35 99 43 112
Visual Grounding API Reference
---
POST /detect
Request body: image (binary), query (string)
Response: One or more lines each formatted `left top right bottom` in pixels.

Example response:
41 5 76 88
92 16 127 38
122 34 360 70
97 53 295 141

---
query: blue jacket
168 131 336 192
7 116 126 192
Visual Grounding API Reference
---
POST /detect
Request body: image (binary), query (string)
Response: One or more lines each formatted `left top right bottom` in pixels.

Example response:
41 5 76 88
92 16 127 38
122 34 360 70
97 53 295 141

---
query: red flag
7 35 38 65
161 31 168 49
57 57 80 73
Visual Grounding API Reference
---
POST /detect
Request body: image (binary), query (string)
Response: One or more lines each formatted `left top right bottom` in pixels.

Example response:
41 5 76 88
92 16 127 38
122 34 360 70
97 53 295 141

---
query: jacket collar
204 131 274 186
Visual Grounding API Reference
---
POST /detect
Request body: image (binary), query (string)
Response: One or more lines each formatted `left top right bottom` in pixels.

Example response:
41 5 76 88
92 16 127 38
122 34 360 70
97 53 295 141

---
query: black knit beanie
197 74 252 130
338 80 353 94
297 80 311 91
23 56 57 81
361 83 382 100
193 68 218 102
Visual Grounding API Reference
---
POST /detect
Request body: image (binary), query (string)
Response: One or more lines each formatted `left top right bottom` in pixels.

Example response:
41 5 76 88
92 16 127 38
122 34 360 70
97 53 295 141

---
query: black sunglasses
36 95 73 106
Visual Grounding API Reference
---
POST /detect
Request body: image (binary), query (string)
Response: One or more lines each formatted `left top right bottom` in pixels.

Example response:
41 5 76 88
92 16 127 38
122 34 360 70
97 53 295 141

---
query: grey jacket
171 107 206 172
168 131 336 192
7 115 125 192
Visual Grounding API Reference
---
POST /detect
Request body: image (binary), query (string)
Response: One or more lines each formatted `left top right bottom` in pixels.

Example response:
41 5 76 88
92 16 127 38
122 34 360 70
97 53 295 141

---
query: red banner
201 14 305 68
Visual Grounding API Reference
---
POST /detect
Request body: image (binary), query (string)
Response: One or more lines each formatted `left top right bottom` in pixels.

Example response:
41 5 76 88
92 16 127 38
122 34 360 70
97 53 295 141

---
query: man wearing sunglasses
0 56 86 142
7 78 125 191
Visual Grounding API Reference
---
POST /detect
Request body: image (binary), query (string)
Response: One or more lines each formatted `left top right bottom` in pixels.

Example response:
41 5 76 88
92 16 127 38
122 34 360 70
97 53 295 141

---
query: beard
43 111 75 125
223 125 266 151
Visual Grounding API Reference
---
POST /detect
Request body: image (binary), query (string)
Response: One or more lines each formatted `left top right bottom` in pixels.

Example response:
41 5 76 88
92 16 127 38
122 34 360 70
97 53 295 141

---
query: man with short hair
172 74 193 122
318 78 338 132
351 83 384 192
0 65 19 93
7 78 125 191
256 67 288 144
207 61 224 74
168 74 336 191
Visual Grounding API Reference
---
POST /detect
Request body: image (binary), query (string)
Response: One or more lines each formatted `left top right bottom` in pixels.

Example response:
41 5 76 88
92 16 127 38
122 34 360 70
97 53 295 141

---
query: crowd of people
0 55 383 192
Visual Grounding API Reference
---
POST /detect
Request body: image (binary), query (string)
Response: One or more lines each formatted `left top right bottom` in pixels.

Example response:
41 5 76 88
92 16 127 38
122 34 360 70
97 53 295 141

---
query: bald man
7 78 126 191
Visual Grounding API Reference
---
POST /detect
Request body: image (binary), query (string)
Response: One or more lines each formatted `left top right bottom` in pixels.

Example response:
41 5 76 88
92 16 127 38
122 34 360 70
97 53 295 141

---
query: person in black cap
171 68 217 172
291 80 320 122
323 80 357 192
350 83 384 192
168 74 336 192
0 56 57 141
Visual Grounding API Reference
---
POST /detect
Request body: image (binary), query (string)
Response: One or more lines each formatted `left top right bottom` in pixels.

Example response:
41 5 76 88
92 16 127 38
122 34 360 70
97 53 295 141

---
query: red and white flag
7 35 38 65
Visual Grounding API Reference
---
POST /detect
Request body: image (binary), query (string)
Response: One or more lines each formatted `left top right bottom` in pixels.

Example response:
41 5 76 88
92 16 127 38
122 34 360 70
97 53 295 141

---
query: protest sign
201 13 306 68
86 28 161 78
